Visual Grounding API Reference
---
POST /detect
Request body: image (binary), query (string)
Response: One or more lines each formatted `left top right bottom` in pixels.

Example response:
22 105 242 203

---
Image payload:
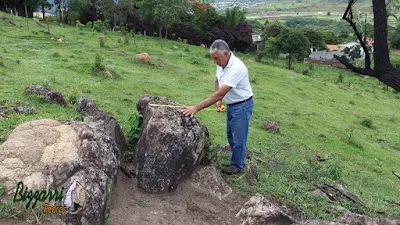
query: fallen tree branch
333 55 375 76
393 171 400 180
318 184 365 207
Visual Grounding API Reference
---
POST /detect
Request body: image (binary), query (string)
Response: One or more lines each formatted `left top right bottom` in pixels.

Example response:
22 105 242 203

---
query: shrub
99 36 105 48
255 52 263 62
302 69 309 75
150 57 168 68
336 74 344 83
361 118 374 129
52 52 61 57
93 19 110 32
92 54 105 74
125 113 143 161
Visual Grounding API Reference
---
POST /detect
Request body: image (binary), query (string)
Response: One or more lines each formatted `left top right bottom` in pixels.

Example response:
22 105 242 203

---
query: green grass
1 11 400 221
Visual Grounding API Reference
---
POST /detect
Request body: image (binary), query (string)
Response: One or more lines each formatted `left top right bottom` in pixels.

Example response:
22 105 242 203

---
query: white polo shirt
216 53 253 104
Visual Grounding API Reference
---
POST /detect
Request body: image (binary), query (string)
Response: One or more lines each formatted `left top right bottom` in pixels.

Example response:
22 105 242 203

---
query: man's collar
224 52 235 69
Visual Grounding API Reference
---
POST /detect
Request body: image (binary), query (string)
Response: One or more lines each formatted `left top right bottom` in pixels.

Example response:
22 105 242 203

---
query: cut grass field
1 11 400 221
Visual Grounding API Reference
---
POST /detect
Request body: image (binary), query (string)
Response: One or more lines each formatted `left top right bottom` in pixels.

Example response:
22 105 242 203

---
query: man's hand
215 100 222 112
181 105 199 118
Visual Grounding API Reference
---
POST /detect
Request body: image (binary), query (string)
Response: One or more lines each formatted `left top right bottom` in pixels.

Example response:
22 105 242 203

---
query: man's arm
181 84 231 117
215 78 222 111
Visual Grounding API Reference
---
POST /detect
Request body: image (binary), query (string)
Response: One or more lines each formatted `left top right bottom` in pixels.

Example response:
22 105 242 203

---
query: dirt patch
108 171 249 225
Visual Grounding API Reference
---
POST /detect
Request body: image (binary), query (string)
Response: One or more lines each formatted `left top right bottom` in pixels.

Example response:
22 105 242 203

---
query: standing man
182 39 254 175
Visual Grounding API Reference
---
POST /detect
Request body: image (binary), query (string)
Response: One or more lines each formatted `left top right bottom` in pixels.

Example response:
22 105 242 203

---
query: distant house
308 50 344 61
252 34 262 51
309 39 374 62
33 11 54 19
327 44 346 52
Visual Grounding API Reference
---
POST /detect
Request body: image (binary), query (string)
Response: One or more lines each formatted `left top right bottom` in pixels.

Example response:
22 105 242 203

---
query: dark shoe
221 165 242 175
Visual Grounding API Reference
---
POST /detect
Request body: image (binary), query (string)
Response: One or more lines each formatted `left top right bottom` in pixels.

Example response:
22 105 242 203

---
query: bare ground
108 170 250 225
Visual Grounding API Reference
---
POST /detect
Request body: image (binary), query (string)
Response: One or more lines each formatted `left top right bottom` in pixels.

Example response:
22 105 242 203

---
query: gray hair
209 39 231 55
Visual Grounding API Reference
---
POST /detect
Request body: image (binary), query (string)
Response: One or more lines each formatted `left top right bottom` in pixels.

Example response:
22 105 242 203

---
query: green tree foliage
302 27 327 50
284 17 354 44
139 0 189 38
96 0 134 30
387 0 400 22
190 6 224 44
224 6 245 30
264 36 280 62
263 20 285 38
276 28 311 69
68 0 88 23
390 24 400 49
24 0 51 19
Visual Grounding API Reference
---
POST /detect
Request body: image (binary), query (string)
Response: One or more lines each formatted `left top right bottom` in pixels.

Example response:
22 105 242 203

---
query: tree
302 27 327 50
23 0 51 20
276 28 311 69
232 22 253 51
224 6 245 30
387 0 400 22
256 21 287 62
96 0 134 30
390 24 400 49
263 20 285 38
264 37 280 62
139 0 189 39
334 0 400 91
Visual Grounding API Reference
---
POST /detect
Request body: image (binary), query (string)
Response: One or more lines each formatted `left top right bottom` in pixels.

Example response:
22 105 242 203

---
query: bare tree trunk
334 0 400 91
42 5 45 21
25 5 29 31
159 26 163 49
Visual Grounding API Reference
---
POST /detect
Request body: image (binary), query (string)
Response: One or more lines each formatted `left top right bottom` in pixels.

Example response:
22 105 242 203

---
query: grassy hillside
1 12 400 221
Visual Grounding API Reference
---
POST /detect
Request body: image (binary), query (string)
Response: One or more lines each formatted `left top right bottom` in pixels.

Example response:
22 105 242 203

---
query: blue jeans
226 98 254 171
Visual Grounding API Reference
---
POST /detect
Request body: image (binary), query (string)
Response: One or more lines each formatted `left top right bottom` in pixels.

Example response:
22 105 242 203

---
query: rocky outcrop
135 53 150 64
135 95 209 193
263 121 280 133
0 96 126 225
189 166 232 200
24 85 67 106
337 212 400 225
236 194 296 225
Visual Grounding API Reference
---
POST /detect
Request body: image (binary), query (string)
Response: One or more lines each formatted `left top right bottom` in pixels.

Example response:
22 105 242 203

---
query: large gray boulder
135 95 209 193
294 212 400 225
189 166 232 200
0 96 126 225
337 212 400 225
236 194 296 225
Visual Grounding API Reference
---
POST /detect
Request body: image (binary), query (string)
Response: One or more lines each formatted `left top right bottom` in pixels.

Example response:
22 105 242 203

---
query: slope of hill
0 11 400 222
